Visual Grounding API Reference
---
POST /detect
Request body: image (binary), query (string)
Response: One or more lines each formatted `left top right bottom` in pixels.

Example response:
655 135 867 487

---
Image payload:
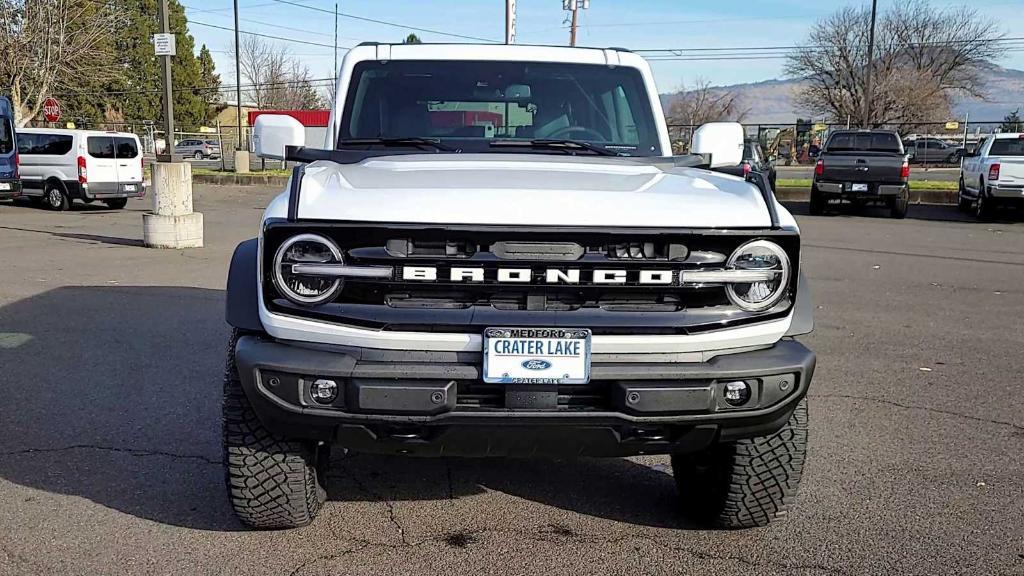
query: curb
775 187 957 205
193 173 290 187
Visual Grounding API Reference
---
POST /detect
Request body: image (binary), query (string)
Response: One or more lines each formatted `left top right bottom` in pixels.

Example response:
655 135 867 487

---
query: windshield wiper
489 138 621 156
338 137 454 152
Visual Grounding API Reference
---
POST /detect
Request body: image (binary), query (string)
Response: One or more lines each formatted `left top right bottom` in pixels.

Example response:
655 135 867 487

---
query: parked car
176 138 221 159
0 97 20 201
717 139 777 190
223 44 816 531
958 132 1024 219
17 128 146 210
903 137 961 164
811 129 910 218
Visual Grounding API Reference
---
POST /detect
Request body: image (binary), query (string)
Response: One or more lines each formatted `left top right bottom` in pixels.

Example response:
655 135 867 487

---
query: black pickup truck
810 129 909 218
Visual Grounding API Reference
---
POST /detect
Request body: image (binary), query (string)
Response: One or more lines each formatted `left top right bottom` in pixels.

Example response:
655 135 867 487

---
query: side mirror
691 122 744 168
252 114 305 160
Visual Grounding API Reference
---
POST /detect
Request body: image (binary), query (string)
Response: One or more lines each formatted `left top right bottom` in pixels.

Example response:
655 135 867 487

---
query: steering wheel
546 126 606 141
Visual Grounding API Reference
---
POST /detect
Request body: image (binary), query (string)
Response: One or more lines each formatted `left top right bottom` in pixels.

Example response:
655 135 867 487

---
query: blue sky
183 0 1024 95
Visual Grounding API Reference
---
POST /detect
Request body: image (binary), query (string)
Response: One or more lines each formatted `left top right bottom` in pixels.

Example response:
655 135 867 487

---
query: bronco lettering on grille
401 266 679 285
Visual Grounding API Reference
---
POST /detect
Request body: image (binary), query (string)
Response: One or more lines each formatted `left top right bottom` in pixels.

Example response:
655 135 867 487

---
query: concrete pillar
234 150 250 174
142 162 204 249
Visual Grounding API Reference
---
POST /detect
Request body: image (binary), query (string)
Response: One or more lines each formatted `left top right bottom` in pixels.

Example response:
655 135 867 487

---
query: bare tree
230 34 324 110
0 0 120 126
786 0 1004 129
665 79 748 153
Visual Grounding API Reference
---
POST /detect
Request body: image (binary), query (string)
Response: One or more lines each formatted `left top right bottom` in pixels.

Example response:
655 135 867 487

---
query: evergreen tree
197 44 221 104
1000 109 1022 133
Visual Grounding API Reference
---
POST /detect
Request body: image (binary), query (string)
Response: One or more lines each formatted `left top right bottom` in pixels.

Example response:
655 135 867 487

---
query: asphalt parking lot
1 188 1022 576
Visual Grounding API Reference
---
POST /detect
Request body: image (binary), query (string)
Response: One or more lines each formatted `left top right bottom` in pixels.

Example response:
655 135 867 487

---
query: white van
17 128 146 210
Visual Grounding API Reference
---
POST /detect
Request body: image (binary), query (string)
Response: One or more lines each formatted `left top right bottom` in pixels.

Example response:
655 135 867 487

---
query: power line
190 19 350 50
635 36 1024 54
268 0 501 43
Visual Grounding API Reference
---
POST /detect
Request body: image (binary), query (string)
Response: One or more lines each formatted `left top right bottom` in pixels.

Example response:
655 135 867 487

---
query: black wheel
890 187 908 219
194 151 204 160
808 185 825 215
975 185 996 221
44 183 69 211
957 177 971 212
104 198 128 210
223 330 328 529
673 398 808 529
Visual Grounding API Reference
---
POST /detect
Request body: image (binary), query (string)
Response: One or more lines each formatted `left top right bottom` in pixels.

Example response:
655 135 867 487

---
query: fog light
723 381 751 406
310 378 338 404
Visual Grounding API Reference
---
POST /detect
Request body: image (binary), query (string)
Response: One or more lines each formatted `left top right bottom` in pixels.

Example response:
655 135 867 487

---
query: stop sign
42 98 61 122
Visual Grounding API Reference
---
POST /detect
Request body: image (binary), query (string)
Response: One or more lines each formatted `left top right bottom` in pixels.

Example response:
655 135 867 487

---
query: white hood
284 153 790 229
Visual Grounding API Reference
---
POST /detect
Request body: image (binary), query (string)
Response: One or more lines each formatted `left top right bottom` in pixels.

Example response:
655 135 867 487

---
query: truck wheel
104 198 128 209
957 178 971 212
44 183 70 211
890 188 908 219
808 186 824 215
975 188 996 221
672 398 808 529
222 331 328 529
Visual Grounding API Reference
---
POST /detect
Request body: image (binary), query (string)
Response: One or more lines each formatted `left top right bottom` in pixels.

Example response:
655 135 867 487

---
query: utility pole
505 0 516 44
157 0 175 161
563 0 588 47
862 0 878 128
232 0 249 172
334 3 339 84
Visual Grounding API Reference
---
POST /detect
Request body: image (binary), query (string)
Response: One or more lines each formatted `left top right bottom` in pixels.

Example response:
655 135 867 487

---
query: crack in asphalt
0 444 222 465
287 541 371 576
814 393 1023 431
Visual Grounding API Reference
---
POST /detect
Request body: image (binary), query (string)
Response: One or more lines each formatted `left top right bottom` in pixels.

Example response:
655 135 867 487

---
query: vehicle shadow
782 200 1023 223
0 225 144 247
0 286 687 532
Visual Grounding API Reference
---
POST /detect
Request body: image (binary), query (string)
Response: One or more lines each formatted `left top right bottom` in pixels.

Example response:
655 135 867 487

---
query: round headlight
725 239 790 312
273 234 343 305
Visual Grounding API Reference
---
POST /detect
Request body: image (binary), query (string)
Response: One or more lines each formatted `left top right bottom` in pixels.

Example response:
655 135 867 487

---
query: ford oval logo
522 359 551 371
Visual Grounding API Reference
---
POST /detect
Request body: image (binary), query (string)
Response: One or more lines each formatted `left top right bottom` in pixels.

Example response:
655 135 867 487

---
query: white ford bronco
223 43 815 530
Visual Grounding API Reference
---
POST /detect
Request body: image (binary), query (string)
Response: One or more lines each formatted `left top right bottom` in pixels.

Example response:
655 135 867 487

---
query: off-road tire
808 186 825 215
104 198 128 210
44 183 69 211
222 330 328 529
672 398 808 529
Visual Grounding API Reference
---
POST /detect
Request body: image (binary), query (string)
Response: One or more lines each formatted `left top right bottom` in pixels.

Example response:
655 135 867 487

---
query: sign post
42 98 61 123
143 0 203 249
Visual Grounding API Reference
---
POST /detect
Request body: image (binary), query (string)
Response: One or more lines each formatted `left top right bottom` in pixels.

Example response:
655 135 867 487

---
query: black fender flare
225 238 265 333
784 271 814 337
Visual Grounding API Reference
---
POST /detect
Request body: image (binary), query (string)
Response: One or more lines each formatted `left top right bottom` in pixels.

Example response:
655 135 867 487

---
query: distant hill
661 65 1024 126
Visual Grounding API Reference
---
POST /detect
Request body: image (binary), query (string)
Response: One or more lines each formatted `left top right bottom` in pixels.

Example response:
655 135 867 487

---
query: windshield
825 132 903 153
338 60 660 155
989 138 1024 157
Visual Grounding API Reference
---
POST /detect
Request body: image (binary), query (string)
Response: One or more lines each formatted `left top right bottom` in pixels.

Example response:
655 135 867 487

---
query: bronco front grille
261 220 800 335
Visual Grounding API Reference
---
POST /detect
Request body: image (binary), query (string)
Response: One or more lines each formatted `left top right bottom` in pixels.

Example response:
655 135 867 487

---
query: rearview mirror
691 122 744 168
252 114 305 160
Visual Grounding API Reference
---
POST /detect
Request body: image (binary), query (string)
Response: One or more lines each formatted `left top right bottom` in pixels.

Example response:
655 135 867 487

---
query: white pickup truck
222 43 815 531
958 132 1024 219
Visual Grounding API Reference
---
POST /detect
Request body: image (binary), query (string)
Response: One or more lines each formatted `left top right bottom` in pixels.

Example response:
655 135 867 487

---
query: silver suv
176 138 221 160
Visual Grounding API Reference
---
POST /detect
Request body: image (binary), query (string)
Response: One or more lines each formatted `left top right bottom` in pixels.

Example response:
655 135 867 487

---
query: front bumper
234 335 815 457
0 179 21 199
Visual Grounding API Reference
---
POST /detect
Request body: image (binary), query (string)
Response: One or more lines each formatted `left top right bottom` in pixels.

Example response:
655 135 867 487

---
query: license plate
850 183 868 192
483 328 591 384
0 183 9 191
123 184 136 192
